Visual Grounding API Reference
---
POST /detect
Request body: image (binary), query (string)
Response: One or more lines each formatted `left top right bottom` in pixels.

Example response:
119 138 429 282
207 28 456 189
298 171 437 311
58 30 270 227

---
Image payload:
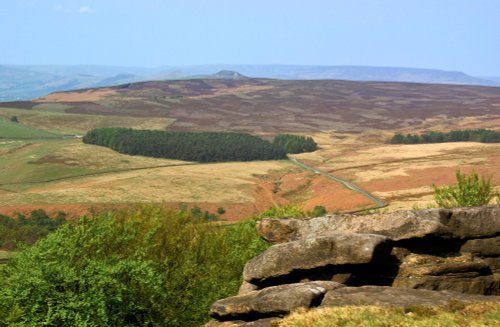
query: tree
10 116 18 123
309 205 327 217
0 206 269 326
433 170 499 208
217 207 226 215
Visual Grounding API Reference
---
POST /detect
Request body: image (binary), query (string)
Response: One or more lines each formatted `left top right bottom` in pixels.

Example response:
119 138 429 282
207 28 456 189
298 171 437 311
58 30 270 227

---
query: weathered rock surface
243 234 391 283
239 281 259 295
256 206 500 244
208 206 500 325
461 236 500 257
209 281 343 321
321 285 499 307
392 254 499 295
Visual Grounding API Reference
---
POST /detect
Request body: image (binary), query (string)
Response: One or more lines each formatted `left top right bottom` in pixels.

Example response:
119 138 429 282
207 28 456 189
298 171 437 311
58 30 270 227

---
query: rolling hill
3 76 499 134
1 64 498 101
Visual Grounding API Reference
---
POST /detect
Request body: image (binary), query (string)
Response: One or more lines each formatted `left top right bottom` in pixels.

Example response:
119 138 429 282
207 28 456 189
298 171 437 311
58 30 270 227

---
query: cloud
77 6 94 14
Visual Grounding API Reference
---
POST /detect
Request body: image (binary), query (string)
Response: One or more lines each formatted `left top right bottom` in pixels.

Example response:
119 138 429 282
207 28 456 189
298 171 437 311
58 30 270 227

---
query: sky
1 0 499 76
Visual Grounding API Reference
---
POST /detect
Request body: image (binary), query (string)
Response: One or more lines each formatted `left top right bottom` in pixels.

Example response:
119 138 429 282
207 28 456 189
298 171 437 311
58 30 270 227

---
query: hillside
0 77 498 220
1 64 498 101
4 77 500 134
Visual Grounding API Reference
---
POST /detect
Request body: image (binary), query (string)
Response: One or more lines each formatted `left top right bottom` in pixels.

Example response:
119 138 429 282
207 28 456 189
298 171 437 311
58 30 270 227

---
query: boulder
460 237 500 257
392 253 499 295
448 206 500 239
256 206 500 244
209 281 343 322
239 281 259 295
320 285 499 307
243 234 391 284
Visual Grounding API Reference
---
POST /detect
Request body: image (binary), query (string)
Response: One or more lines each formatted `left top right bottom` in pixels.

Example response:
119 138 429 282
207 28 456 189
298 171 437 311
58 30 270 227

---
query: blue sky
2 0 499 76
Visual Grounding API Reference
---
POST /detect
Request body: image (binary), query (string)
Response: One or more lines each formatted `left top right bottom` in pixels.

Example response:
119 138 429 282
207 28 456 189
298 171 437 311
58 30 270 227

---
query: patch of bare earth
36 89 117 102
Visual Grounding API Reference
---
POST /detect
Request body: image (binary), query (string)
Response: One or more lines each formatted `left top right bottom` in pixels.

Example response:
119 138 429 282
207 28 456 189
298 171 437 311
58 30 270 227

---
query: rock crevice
207 206 500 326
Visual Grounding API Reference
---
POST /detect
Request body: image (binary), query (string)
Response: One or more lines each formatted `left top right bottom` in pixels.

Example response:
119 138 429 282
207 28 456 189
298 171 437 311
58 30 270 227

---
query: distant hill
1 64 498 101
3 77 499 134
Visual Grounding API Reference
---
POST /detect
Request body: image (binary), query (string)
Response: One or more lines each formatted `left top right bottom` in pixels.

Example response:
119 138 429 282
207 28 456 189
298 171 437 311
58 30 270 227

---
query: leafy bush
254 204 307 220
0 206 268 326
433 170 499 208
308 205 327 217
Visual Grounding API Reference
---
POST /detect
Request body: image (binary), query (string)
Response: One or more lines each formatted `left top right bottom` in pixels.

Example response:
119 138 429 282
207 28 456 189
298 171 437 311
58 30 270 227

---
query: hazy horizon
2 0 499 76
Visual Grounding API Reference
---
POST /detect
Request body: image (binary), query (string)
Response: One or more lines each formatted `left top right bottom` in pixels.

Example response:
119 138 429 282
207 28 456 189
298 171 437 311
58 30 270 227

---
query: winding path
288 157 387 211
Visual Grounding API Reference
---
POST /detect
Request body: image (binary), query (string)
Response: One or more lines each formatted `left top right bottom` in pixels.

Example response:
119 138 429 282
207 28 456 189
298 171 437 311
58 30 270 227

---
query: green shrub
0 206 268 326
308 205 327 217
433 170 499 208
254 204 306 220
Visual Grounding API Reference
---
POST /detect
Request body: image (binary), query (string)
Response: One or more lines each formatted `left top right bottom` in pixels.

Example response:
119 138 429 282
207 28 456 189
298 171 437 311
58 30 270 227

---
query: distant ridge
210 70 248 80
1 64 498 101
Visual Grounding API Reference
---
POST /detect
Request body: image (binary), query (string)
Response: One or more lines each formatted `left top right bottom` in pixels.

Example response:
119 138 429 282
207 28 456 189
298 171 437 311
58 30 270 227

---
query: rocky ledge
206 206 500 326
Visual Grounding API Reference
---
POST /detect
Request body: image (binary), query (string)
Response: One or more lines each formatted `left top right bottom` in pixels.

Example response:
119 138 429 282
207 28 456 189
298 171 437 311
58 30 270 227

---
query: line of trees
273 134 317 153
0 209 67 251
83 128 288 162
389 129 500 144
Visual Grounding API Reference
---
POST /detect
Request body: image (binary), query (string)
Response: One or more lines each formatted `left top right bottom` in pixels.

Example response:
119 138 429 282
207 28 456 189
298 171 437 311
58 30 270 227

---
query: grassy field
295 131 500 211
0 107 175 134
278 303 500 327
0 119 60 139
1 89 498 220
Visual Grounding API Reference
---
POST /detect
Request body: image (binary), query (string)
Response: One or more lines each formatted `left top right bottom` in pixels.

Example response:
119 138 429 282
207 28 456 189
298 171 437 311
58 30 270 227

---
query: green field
0 107 175 134
0 138 187 191
0 119 60 139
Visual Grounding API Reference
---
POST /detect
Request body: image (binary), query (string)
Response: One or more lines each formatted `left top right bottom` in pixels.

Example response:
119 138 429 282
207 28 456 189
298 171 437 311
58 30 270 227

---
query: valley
0 77 499 220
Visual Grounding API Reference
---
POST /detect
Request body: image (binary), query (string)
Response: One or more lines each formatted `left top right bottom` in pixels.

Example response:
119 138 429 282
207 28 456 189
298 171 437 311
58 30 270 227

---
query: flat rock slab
392 254 499 295
321 286 499 307
209 281 343 321
256 206 500 244
461 236 500 257
243 234 391 283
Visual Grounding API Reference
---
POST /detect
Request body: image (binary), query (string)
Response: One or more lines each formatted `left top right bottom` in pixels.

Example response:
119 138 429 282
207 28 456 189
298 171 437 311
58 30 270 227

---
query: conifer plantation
83 128 288 162
272 134 317 154
389 129 500 144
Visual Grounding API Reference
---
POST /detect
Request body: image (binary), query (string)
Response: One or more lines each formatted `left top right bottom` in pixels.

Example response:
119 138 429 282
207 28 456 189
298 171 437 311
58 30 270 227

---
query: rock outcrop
207 206 500 326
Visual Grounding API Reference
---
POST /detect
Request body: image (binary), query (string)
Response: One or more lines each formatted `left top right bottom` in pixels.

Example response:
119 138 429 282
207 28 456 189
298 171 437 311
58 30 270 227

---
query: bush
433 170 499 208
308 205 327 217
254 204 306 220
0 206 268 326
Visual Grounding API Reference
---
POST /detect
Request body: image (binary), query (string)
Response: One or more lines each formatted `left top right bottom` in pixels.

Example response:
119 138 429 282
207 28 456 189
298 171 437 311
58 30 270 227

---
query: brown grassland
0 78 499 220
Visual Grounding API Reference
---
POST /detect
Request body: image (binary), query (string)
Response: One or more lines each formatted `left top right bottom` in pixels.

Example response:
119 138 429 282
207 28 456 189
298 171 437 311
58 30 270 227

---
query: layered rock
392 253 499 295
256 206 500 244
210 281 343 322
207 206 500 326
320 285 497 307
243 234 391 285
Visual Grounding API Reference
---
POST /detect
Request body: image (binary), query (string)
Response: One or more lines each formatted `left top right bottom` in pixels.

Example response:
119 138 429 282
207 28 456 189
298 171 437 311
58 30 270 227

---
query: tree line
0 209 67 251
272 134 318 153
83 128 288 162
389 129 500 144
